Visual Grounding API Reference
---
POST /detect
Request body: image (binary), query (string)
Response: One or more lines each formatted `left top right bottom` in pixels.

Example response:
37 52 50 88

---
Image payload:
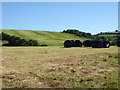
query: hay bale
64 40 82 47
64 40 73 48
117 40 120 47
91 40 103 48
83 40 92 47
74 40 83 47
102 40 110 48
91 40 110 48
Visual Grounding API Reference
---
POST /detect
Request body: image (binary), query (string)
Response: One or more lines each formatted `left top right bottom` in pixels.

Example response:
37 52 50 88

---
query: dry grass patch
2 46 119 88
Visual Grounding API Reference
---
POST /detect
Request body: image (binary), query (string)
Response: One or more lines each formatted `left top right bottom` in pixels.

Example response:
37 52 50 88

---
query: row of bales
64 40 83 47
64 40 112 48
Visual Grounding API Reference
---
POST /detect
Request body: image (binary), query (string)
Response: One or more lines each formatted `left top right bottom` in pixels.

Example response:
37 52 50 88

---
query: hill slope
98 34 118 37
1 29 87 46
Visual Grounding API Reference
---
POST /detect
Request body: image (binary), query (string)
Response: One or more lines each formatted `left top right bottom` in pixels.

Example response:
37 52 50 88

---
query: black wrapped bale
91 40 110 48
102 40 110 48
71 40 76 47
64 40 82 47
83 40 91 47
91 40 102 48
64 40 73 48
117 40 120 47
74 40 83 47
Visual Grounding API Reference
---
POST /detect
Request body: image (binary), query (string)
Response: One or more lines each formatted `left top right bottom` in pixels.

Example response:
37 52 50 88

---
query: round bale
102 40 110 48
83 40 92 47
91 40 103 48
64 40 73 48
91 40 110 48
74 40 83 47
117 40 120 47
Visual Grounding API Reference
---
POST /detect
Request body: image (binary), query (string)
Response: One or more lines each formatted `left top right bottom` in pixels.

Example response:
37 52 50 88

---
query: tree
0 32 11 40
1 32 40 46
27 40 39 46
62 29 92 38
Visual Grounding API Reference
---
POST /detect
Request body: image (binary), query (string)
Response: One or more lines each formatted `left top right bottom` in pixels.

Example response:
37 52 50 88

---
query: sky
2 2 118 34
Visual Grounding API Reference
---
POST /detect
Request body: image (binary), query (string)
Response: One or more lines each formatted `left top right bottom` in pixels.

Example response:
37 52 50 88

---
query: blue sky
2 2 118 34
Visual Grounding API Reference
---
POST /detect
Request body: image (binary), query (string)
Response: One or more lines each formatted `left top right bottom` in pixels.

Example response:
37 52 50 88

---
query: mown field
98 34 117 37
1 29 87 46
2 46 119 88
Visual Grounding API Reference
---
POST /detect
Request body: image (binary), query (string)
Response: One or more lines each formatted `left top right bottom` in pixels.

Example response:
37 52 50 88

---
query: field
2 46 119 88
98 34 117 37
1 29 87 46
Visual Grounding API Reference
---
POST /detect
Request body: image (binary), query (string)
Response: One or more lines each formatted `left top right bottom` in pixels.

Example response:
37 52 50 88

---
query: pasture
2 46 119 88
98 34 117 37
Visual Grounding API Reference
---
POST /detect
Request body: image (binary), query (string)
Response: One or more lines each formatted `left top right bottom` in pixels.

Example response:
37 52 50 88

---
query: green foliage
110 41 117 46
0 32 40 46
0 32 11 40
27 40 39 46
96 36 119 46
63 29 93 39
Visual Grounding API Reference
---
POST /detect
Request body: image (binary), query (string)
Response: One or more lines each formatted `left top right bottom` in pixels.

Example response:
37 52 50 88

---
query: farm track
1 46 119 88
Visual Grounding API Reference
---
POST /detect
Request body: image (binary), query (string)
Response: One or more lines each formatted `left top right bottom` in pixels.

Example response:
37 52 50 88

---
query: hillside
96 31 119 37
98 34 117 37
1 29 87 46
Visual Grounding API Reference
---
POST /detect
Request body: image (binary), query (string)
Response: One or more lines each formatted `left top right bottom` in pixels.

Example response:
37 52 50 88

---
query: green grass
98 34 117 37
1 29 88 46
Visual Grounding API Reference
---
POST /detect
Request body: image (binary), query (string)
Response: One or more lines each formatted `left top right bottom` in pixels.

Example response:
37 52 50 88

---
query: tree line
63 29 107 39
63 29 93 39
0 32 40 46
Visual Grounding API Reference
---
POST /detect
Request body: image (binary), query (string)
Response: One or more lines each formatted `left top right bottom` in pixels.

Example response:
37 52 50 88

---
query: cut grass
98 34 117 37
2 46 119 88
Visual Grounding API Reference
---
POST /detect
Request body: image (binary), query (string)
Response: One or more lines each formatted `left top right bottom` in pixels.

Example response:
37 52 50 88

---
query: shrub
0 32 40 46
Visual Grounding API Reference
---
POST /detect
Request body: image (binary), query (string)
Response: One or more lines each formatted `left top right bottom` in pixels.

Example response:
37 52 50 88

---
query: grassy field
2 46 119 88
98 34 117 37
1 29 88 46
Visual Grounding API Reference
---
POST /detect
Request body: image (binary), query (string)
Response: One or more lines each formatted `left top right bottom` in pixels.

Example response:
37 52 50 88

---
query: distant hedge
63 29 93 39
0 32 40 46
